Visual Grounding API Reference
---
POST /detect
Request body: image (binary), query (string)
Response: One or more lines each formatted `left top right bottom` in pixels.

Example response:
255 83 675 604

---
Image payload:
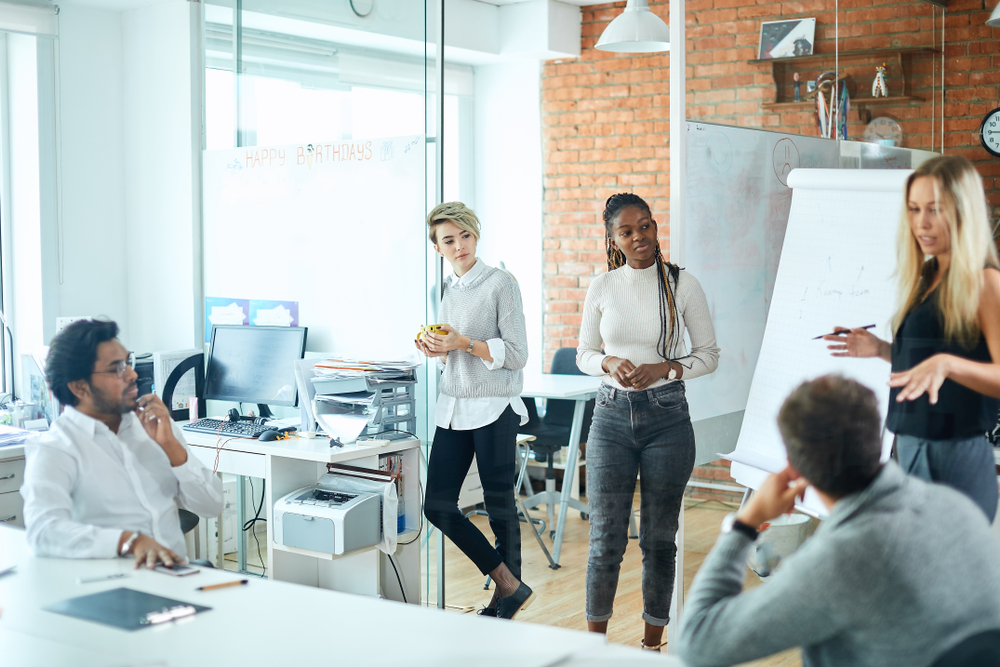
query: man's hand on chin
135 394 187 467
736 466 808 531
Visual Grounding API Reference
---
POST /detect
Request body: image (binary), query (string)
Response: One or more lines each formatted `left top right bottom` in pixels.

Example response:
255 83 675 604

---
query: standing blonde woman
577 193 719 651
415 202 534 619
826 155 1000 519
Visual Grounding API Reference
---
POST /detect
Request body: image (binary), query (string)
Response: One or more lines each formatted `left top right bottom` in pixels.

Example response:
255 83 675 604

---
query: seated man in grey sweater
677 374 1000 667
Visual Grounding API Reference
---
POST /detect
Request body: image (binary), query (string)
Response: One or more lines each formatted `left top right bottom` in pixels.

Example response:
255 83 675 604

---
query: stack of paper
312 357 419 382
0 425 31 448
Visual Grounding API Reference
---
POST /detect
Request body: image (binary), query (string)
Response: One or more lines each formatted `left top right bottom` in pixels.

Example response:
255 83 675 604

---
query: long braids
603 193 681 361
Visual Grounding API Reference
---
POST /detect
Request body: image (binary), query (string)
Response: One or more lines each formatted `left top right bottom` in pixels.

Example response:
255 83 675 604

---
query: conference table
0 525 682 666
520 372 602 566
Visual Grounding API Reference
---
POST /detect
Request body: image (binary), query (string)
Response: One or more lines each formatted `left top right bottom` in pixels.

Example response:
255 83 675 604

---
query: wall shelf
762 95 923 111
748 47 937 113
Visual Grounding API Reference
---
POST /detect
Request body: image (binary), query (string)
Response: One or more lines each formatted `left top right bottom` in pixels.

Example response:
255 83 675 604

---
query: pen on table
812 324 876 340
78 573 128 584
196 579 249 592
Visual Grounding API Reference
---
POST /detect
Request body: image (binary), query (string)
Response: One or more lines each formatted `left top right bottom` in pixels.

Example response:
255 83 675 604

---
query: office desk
0 524 618 667
520 373 602 566
181 427 421 602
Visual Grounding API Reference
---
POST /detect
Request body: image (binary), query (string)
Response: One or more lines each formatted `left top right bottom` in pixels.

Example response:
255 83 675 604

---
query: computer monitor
204 325 308 417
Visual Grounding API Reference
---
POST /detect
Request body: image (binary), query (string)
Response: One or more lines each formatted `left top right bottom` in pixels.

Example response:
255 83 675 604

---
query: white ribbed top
577 263 720 390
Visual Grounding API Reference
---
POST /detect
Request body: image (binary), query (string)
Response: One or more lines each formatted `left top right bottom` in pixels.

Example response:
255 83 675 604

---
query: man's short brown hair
778 374 883 499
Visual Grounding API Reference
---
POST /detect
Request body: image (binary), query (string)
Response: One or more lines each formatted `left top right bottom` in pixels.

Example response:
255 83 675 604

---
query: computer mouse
258 430 281 442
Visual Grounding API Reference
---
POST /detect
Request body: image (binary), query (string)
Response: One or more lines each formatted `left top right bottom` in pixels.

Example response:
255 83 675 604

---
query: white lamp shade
988 2 1000 28
595 0 670 53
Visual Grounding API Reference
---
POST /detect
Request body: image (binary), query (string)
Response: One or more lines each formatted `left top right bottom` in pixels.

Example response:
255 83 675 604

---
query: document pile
295 356 419 444
0 424 31 448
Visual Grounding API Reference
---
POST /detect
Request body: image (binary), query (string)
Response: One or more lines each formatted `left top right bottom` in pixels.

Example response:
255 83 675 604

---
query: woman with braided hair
577 193 719 651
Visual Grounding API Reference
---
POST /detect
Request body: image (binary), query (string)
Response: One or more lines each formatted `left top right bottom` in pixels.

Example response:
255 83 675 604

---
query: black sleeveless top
886 270 998 440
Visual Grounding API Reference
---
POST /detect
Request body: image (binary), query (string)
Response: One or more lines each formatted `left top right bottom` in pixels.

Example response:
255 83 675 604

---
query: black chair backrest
932 629 1000 667
161 353 206 422
543 347 595 435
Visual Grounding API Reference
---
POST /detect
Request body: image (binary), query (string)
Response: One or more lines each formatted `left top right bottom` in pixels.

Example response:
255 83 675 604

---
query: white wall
122 0 202 352
473 60 543 372
55 5 128 337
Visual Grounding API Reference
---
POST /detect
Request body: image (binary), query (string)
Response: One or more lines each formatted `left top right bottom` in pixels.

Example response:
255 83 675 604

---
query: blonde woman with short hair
416 202 534 620
825 155 1000 519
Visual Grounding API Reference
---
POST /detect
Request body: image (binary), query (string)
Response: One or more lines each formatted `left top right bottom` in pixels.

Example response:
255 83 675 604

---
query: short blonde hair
426 201 481 244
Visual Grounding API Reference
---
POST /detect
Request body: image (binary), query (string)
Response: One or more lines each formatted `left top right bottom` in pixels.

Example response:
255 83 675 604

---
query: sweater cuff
714 529 757 562
480 339 505 371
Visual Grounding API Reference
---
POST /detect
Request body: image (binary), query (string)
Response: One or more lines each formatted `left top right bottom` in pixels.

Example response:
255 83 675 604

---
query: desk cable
387 553 407 604
243 477 267 578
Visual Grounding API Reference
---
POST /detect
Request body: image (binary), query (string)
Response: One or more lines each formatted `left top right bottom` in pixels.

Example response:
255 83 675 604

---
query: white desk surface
180 425 420 464
0 525 623 667
521 373 602 401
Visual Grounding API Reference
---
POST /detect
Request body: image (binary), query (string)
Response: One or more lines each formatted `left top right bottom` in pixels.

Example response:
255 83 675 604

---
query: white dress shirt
434 259 528 431
21 406 224 559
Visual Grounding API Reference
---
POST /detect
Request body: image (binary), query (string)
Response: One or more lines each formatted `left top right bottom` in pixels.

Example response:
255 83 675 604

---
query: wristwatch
120 531 140 556
466 338 476 353
721 513 759 541
666 362 678 381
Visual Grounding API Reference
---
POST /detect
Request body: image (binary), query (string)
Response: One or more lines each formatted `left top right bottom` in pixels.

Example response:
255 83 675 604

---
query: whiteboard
728 167 910 513
682 123 840 424
202 135 427 357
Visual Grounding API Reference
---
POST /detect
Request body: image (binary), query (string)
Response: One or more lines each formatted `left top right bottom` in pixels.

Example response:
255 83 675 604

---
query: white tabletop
180 425 420 463
521 373 602 401
0 525 612 667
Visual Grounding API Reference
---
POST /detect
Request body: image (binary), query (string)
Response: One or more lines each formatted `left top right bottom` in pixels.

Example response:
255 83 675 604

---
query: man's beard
89 382 137 415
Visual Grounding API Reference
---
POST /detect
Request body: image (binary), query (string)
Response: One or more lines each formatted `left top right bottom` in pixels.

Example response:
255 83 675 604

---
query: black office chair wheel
580 511 589 520
549 530 555 540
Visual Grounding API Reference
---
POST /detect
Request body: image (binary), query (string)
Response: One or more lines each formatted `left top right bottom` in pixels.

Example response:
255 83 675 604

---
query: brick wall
543 0 1000 500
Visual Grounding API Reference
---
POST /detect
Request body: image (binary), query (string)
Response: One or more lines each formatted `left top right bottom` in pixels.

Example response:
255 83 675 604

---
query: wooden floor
423 496 802 667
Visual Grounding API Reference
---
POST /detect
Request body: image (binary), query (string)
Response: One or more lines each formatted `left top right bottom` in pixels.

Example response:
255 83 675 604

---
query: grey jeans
585 382 695 626
896 433 998 522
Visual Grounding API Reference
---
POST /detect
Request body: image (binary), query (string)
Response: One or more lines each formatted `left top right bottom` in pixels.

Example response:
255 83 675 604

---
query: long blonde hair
893 155 999 347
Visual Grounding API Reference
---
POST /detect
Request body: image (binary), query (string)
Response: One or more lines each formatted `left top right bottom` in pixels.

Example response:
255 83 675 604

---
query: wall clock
862 117 902 147
979 107 1000 157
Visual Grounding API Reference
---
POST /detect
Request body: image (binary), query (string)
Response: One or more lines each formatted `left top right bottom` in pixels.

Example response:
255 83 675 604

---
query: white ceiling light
595 0 670 53
988 2 1000 27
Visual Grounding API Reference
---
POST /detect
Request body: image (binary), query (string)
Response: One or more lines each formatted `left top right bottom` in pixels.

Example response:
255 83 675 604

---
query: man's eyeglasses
93 352 136 379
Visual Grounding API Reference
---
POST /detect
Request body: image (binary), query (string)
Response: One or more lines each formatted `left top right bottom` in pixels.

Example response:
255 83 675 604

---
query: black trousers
424 405 521 579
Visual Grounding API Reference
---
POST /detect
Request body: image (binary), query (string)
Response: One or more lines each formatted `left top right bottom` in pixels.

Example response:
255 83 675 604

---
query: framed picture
758 18 816 60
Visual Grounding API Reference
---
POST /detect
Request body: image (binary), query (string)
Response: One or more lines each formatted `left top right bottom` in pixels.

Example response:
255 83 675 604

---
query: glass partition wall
200 0 449 605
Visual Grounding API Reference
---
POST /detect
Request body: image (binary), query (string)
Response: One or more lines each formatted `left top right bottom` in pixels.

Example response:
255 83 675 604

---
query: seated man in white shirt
22 319 223 568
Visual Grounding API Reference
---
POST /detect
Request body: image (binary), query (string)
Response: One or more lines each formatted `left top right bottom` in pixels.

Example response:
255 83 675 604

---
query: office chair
160 353 206 422
519 347 596 537
931 629 1000 666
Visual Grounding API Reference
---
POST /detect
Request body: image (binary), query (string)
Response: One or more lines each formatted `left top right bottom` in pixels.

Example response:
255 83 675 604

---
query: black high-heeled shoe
495 582 535 620
476 606 497 617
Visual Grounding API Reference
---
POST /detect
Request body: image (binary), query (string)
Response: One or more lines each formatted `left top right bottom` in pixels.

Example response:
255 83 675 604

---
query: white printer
273 480 381 555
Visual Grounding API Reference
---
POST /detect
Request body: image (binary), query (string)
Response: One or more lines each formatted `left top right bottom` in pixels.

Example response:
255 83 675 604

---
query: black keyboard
183 418 284 438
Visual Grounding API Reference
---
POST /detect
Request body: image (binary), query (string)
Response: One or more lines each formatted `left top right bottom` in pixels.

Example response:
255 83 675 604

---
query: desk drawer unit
0 457 25 495
0 489 23 527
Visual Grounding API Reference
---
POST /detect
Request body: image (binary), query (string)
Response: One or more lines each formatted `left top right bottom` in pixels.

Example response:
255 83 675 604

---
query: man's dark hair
778 374 883 499
46 319 120 407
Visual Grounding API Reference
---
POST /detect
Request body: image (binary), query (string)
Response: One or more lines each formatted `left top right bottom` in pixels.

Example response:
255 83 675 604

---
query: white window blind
0 1 58 38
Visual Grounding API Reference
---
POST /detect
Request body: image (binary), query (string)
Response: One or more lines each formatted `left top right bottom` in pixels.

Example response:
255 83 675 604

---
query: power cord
242 478 267 578
387 553 407 604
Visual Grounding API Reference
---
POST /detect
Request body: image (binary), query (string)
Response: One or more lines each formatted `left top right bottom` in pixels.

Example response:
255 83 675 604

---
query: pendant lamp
988 3 1000 28
595 0 670 53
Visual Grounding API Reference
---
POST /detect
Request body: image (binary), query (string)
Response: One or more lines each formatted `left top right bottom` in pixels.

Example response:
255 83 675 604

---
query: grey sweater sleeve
497 277 528 371
677 531 847 667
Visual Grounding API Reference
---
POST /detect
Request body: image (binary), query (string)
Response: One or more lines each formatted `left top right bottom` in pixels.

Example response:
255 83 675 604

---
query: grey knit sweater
677 462 1000 667
438 264 528 399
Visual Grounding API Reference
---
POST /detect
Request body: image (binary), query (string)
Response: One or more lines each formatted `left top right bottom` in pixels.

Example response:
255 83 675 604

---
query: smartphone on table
152 562 200 577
